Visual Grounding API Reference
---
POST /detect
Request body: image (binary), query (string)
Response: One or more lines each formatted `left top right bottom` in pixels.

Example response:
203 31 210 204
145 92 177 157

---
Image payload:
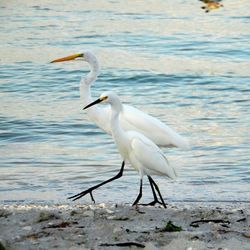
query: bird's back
121 104 189 149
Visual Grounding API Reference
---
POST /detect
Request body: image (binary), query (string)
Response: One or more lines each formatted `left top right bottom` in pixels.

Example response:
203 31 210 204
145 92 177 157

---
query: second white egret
73 91 177 207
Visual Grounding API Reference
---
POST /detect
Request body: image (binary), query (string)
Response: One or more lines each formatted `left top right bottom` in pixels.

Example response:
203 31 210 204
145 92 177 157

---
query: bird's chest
113 136 130 160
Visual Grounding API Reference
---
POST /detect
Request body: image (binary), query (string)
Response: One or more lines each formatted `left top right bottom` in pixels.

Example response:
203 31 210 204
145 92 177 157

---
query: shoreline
0 203 249 249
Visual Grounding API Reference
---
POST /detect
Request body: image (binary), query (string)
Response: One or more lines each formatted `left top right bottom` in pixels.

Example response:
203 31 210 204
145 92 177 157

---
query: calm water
0 0 250 204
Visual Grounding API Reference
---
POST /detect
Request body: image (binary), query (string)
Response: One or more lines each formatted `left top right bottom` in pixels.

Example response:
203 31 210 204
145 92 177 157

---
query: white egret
51 52 187 202
50 51 189 148
82 91 177 207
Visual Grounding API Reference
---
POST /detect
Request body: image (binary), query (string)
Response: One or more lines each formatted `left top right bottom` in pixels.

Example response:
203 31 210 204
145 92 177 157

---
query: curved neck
85 57 100 84
80 57 100 105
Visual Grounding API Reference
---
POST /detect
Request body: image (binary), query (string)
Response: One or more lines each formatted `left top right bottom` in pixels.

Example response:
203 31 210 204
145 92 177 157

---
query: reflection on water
0 0 249 204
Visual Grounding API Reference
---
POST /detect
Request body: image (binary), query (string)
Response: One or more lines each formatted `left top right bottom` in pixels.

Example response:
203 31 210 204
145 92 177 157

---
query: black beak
83 98 103 110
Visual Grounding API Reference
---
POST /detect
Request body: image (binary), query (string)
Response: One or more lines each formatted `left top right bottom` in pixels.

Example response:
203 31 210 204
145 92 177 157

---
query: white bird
50 51 189 148
51 51 187 203
82 91 177 207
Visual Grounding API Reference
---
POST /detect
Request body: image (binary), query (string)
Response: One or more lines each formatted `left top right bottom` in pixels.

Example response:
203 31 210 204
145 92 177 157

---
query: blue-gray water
0 1 249 204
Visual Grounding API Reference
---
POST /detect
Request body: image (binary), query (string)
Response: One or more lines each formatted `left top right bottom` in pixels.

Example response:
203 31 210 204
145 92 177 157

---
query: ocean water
0 0 249 204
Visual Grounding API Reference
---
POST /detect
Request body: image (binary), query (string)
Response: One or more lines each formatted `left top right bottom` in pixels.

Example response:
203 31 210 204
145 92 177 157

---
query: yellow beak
50 53 84 63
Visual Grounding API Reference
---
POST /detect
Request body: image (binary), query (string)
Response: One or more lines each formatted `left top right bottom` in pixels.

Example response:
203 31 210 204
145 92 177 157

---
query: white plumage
51 51 187 206
51 51 189 149
83 91 177 207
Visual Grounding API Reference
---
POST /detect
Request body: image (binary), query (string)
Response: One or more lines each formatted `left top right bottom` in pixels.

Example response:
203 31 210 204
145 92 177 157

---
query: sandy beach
0 202 249 249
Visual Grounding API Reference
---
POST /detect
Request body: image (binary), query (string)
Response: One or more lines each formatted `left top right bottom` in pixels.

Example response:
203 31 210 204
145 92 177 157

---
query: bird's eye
101 96 108 101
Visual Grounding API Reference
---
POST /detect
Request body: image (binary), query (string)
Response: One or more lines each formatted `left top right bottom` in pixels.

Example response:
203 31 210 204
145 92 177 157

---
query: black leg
68 161 125 202
138 176 163 207
148 176 167 208
148 175 159 203
132 179 143 206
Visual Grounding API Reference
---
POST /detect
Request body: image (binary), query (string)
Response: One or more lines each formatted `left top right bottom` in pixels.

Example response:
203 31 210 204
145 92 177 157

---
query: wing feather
129 133 177 179
121 105 189 149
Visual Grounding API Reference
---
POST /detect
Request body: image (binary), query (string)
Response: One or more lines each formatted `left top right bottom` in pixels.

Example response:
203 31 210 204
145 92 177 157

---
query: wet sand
0 203 249 249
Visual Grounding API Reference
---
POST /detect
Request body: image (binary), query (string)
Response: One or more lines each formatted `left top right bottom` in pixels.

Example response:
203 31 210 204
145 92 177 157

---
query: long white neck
80 56 100 106
110 100 127 145
80 81 92 106
85 57 100 84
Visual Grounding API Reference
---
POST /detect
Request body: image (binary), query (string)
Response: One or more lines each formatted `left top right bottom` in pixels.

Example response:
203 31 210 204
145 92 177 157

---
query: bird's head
50 50 97 64
83 91 119 110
